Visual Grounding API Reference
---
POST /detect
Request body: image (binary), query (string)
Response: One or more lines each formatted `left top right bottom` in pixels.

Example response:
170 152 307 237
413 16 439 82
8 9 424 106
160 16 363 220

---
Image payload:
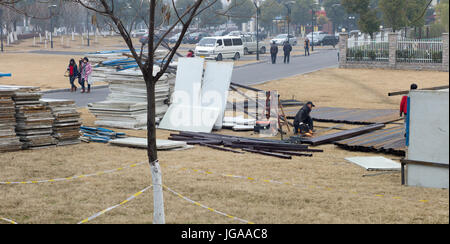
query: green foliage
432 51 443 63
290 0 316 26
198 0 226 27
379 0 407 32
368 50 376 60
405 0 429 28
228 0 256 27
341 0 370 13
358 10 380 38
323 0 347 32
436 0 449 32
342 0 380 38
260 0 283 29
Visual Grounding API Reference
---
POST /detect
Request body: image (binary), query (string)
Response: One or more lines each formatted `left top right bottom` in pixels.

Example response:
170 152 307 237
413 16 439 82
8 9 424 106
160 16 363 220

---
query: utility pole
86 9 90 46
283 1 295 44
0 9 3 52
48 5 57 49
253 0 260 61
311 8 315 52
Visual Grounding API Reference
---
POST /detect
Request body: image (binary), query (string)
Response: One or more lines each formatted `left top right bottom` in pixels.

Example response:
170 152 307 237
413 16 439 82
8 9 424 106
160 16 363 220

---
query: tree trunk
144 74 165 224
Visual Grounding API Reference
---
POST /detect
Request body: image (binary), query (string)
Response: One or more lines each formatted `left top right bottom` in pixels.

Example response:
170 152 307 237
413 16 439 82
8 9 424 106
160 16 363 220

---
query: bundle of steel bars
300 124 385 146
168 131 323 159
334 126 405 156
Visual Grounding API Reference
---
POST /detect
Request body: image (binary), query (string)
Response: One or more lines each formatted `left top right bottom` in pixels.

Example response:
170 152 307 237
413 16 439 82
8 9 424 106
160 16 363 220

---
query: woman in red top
66 59 78 92
400 83 418 117
186 50 194 57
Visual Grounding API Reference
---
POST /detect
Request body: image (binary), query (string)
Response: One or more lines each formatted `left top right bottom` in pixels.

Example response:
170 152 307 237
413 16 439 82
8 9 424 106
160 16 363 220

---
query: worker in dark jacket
66 58 78 92
283 41 292 64
270 41 278 64
294 101 315 137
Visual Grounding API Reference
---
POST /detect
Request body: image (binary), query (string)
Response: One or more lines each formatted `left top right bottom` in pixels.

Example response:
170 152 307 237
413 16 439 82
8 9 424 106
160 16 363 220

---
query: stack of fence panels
41 99 81 146
0 88 22 152
12 88 56 149
87 57 175 129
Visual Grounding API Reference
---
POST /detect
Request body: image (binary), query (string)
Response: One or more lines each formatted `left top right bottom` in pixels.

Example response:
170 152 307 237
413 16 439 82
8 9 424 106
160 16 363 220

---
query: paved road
43 49 338 107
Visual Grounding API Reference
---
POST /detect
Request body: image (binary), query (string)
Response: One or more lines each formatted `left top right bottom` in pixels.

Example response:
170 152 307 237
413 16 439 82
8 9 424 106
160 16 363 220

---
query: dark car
185 32 209 44
320 35 339 47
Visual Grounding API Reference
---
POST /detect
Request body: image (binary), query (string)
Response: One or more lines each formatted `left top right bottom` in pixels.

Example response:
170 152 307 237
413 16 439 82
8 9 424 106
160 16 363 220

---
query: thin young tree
72 0 221 224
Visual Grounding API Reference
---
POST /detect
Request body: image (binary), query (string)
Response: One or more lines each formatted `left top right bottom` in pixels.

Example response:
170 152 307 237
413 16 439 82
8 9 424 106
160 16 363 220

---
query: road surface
44 49 338 107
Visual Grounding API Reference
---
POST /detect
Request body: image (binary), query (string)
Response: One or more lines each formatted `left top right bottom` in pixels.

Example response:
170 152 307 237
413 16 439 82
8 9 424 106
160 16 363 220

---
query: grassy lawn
0 67 448 224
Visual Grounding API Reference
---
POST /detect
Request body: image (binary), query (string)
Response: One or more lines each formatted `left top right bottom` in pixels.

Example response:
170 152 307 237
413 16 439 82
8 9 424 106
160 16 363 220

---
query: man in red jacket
400 83 418 117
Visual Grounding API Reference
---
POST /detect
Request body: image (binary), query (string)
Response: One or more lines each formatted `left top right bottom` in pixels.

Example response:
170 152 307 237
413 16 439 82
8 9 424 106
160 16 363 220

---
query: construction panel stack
12 87 56 149
41 99 81 146
87 51 175 130
0 88 22 152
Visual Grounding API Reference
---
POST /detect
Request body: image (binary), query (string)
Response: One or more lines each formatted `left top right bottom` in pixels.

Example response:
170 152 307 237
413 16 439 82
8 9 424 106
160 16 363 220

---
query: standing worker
304 37 310 56
66 58 78 92
294 101 315 137
400 83 418 117
400 83 418 137
283 41 292 64
186 49 194 57
270 41 278 64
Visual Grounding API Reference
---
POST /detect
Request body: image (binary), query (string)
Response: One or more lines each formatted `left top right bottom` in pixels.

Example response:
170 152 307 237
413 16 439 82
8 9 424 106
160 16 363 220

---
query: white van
195 36 244 61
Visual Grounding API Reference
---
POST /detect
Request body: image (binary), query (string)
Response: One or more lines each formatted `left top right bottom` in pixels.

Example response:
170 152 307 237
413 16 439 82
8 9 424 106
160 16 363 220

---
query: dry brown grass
0 68 449 224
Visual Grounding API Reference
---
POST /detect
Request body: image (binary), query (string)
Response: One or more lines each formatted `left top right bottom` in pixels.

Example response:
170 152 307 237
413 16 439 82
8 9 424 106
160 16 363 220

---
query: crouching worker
294 101 315 137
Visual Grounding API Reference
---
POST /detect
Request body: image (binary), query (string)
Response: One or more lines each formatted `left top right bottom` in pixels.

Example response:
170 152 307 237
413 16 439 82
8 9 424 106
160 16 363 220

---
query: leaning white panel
202 62 234 129
345 156 401 171
158 104 220 133
172 57 204 102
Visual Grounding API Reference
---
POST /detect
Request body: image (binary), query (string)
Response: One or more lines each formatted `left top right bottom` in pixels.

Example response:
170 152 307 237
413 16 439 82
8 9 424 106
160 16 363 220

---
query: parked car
214 30 229 36
185 32 209 44
320 35 339 47
195 36 244 61
227 31 244 37
240 34 266 54
270 34 297 46
131 29 148 37
306 31 327 46
139 33 170 46
167 32 191 43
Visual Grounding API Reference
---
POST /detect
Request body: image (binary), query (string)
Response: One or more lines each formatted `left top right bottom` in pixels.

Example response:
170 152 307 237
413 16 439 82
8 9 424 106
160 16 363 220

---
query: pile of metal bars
335 126 406 156
301 124 385 146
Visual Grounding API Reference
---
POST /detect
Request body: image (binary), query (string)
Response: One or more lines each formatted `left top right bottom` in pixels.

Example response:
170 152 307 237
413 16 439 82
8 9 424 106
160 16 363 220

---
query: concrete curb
42 85 109 94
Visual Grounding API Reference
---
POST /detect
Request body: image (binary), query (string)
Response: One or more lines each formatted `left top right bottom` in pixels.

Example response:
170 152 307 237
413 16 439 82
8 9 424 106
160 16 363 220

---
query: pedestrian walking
270 41 278 64
304 37 310 56
66 58 78 92
78 58 85 93
283 41 292 64
79 57 93 93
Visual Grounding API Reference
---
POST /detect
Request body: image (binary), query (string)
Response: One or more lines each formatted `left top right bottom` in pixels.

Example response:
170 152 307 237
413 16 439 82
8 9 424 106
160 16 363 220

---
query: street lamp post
48 5 57 49
331 3 341 36
0 9 3 52
283 1 295 37
86 9 90 46
253 0 260 61
311 8 315 52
